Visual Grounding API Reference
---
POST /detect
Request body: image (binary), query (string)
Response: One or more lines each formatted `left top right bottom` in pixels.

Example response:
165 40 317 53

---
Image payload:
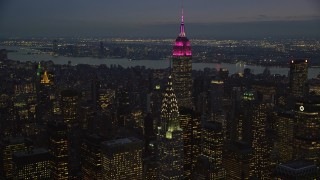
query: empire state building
172 9 193 109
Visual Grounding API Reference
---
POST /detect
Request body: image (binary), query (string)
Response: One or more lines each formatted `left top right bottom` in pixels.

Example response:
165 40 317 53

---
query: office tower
48 120 69 180
172 9 193 109
99 104 117 138
289 59 308 98
40 71 50 84
0 137 31 179
293 96 320 166
36 62 42 77
99 41 105 58
131 109 144 134
158 75 184 179
79 102 96 131
144 157 158 180
81 134 104 180
0 94 15 136
199 121 226 179
252 81 276 103
101 137 143 179
171 9 199 179
230 90 255 142
12 94 29 135
12 148 51 179
179 107 201 178
97 87 115 108
0 49 8 61
273 160 317 179
194 121 225 179
60 89 80 128
37 70 53 124
91 74 100 108
208 79 224 115
224 141 254 179
116 89 130 127
219 68 229 80
144 113 156 154
52 40 58 54
239 91 256 143
309 79 320 95
150 83 163 133
273 111 294 163
251 103 272 179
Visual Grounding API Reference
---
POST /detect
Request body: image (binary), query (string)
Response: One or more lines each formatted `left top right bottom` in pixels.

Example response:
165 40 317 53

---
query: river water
2 46 319 79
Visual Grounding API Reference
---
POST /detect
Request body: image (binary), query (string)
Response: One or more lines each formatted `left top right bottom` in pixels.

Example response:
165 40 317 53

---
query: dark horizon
1 0 320 39
1 19 320 39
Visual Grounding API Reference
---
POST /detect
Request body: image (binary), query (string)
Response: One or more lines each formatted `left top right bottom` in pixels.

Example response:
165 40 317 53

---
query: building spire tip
179 4 186 37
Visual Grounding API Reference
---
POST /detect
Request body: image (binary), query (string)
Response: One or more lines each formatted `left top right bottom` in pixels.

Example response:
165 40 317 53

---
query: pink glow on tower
173 8 192 57
179 8 186 37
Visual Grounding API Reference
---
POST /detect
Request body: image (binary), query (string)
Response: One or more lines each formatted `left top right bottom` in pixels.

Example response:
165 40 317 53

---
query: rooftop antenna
179 0 186 37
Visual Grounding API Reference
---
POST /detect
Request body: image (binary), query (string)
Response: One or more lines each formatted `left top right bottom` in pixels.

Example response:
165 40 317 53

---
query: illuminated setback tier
173 37 192 57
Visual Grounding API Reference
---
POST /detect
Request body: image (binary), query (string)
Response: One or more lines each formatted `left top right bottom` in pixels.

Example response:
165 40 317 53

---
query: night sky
0 0 320 38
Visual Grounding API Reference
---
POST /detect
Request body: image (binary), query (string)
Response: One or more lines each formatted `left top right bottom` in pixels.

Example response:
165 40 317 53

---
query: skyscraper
273 160 318 179
158 75 184 179
12 148 51 179
273 111 294 163
171 9 200 179
196 121 226 179
289 59 308 98
40 71 50 84
101 137 143 179
293 96 320 166
172 9 193 109
0 137 32 179
81 134 104 180
60 89 80 128
48 120 69 180
52 40 58 55
251 103 272 179
179 107 201 179
224 141 254 179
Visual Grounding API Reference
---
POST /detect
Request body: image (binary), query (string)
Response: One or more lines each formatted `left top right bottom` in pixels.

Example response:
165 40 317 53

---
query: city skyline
0 3 320 179
0 0 320 38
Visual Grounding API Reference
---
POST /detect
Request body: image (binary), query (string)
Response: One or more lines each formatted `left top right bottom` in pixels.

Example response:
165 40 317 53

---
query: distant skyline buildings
0 0 320 38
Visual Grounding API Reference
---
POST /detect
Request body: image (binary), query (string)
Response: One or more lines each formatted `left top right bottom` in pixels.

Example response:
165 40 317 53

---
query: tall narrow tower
172 8 193 109
172 8 201 179
158 75 184 179
289 59 308 98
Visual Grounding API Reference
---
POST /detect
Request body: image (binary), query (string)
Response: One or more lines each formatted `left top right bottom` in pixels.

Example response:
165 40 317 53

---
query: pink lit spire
179 7 186 37
173 3 192 57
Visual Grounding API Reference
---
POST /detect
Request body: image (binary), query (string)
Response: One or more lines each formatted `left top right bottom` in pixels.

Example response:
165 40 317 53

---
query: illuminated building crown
41 71 50 84
161 75 181 137
173 8 192 57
